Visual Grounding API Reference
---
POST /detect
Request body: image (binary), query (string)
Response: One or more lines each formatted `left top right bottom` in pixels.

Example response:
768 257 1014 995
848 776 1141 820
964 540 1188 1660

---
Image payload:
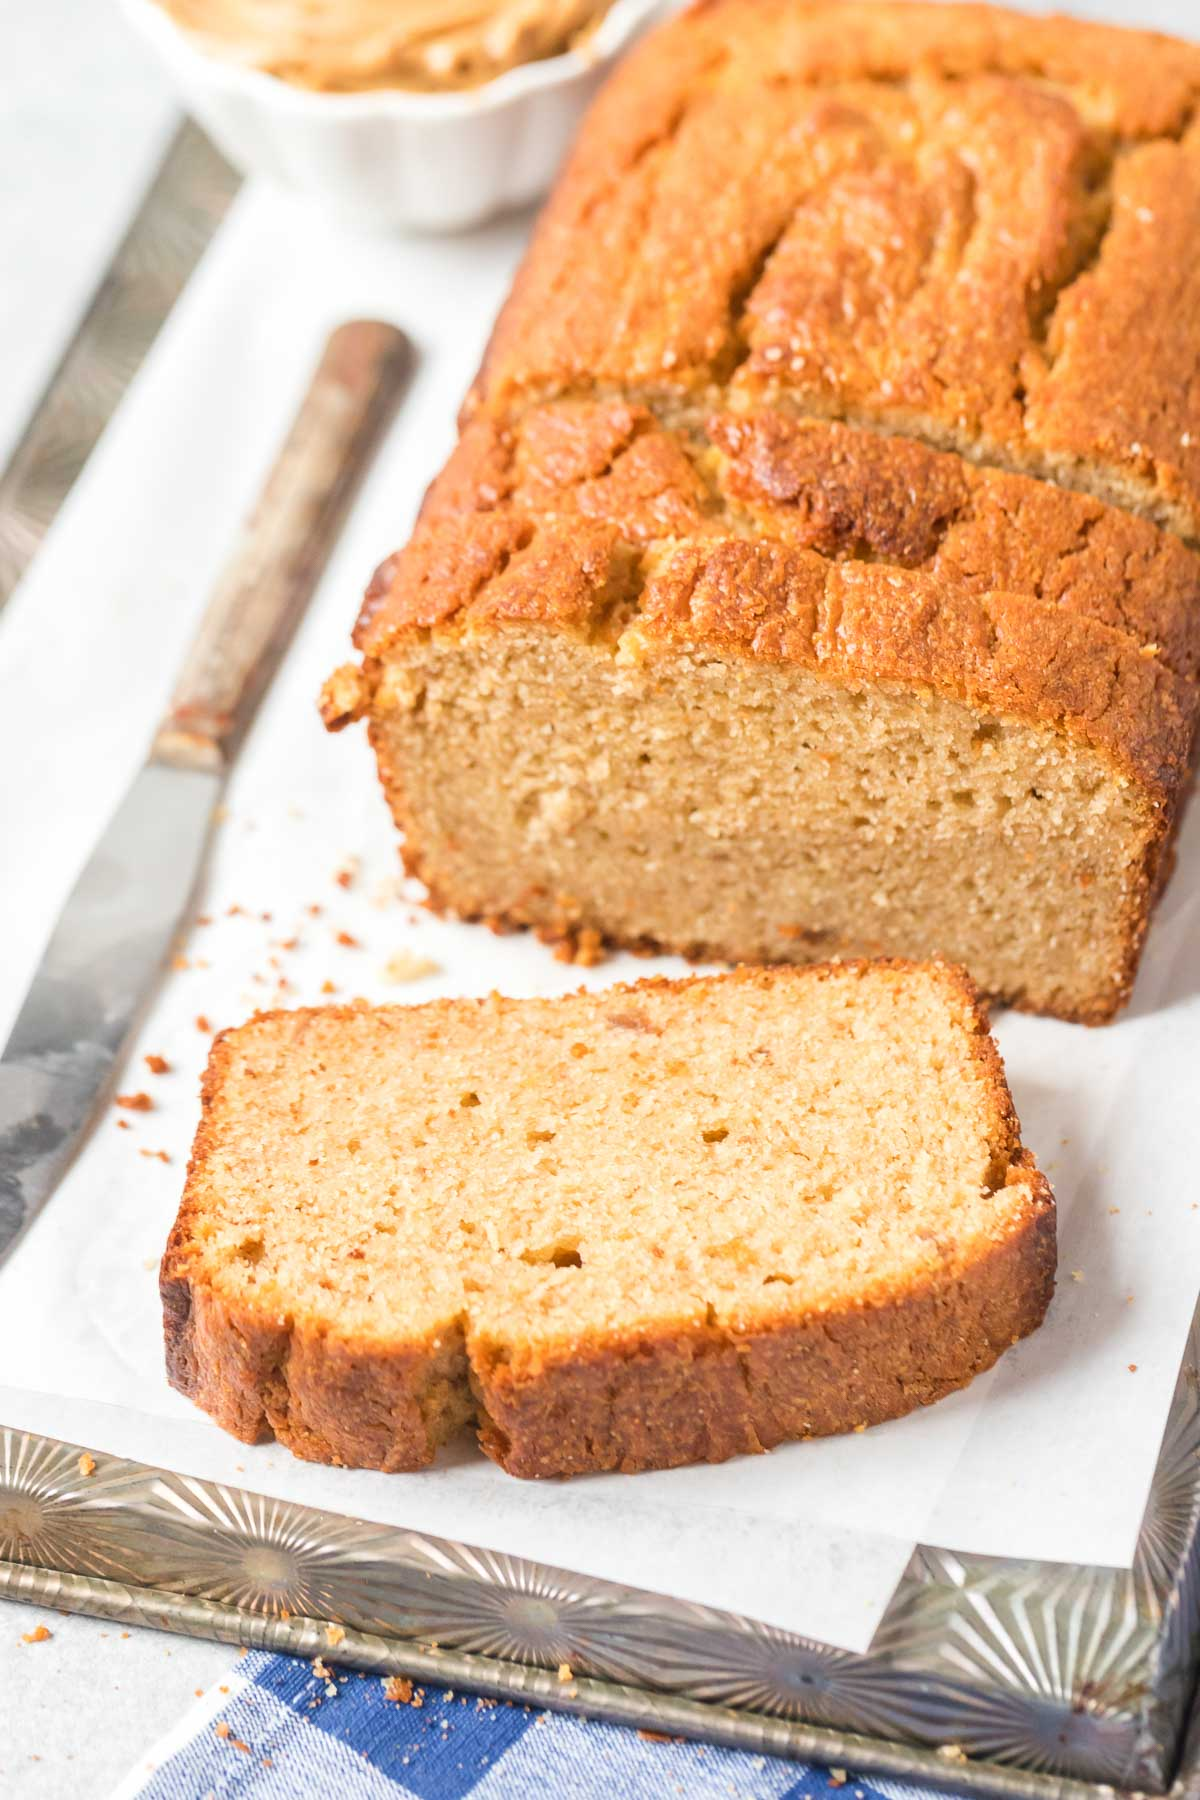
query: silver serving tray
3 112 1200 1800
2 1288 1198 1796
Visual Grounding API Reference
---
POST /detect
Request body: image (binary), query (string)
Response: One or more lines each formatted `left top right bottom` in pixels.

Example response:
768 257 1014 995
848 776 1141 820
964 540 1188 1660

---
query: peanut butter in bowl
153 0 617 91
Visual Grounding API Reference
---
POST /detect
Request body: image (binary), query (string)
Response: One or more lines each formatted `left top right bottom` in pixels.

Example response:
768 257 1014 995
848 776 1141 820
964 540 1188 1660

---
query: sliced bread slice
162 962 1055 1479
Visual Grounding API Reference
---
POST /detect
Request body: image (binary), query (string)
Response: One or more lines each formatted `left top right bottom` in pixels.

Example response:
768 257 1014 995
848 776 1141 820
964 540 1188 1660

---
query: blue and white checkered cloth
111 1648 954 1800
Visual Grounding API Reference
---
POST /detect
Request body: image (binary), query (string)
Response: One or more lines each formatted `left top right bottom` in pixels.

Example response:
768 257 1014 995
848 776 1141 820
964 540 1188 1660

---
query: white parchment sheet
2 184 1198 1656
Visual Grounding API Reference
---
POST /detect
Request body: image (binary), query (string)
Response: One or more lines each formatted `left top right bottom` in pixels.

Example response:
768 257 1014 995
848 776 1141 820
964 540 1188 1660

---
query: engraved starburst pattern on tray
4 1289 1200 1792
871 1305 1200 1789
0 1435 156 1581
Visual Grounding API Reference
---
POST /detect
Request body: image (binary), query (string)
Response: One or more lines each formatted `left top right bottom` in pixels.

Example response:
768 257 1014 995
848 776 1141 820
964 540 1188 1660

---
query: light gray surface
0 0 1197 1795
0 1599 230 1795
0 1 176 471
0 6 233 1793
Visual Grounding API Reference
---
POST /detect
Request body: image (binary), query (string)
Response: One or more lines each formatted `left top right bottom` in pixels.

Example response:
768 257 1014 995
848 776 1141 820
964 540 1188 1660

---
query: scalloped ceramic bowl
119 0 667 232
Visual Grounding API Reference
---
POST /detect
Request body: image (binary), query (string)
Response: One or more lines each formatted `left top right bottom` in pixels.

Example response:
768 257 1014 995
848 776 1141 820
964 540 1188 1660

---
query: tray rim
2 1290 1199 1799
0 1552 1193 1800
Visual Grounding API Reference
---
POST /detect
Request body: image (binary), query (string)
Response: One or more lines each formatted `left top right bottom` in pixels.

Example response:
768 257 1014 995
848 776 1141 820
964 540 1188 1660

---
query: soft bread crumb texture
373 626 1166 1023
163 963 1055 1478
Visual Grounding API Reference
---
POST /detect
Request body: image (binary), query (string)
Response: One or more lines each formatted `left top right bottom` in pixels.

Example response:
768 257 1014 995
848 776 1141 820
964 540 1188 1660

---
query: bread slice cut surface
162 962 1055 1478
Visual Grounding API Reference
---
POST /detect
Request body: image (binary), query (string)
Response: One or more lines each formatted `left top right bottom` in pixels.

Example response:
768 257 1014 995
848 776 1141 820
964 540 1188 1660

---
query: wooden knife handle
151 319 411 773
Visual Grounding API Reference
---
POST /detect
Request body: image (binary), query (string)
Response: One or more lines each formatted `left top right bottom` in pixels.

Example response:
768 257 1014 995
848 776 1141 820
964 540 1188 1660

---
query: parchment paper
1 182 1197 1655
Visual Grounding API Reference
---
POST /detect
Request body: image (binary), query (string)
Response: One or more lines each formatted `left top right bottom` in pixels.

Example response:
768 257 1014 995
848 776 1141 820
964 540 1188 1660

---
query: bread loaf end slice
162 963 1055 1479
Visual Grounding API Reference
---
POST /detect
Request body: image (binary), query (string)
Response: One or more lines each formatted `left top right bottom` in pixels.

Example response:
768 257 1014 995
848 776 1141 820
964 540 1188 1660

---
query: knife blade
0 318 412 1263
0 120 240 612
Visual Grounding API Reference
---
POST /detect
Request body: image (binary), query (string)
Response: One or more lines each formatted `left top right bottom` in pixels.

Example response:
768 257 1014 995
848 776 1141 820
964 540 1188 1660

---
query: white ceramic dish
118 0 667 232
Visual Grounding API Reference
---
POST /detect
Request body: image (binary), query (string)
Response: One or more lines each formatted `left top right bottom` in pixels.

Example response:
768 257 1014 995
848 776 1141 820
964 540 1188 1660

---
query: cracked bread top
339 401 1200 802
468 0 1200 538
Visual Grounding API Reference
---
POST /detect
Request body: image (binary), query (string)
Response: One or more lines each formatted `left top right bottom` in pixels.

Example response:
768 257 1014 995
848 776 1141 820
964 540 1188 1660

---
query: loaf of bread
322 1 1200 1022
161 962 1055 1476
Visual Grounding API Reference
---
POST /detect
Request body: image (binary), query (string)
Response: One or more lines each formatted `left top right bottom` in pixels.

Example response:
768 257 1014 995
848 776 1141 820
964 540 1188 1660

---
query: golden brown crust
469 1 1200 536
475 1184 1054 1476
344 401 1200 849
162 964 1056 1476
634 539 1196 804
355 402 1200 690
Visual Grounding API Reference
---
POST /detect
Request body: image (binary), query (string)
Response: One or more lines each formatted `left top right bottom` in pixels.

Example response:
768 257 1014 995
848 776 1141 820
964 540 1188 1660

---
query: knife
0 121 240 611
0 318 411 1264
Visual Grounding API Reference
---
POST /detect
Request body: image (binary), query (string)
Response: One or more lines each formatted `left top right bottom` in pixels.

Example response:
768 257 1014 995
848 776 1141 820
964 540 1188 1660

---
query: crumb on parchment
382 951 441 984
116 1092 153 1112
145 1054 170 1075
20 1625 52 1644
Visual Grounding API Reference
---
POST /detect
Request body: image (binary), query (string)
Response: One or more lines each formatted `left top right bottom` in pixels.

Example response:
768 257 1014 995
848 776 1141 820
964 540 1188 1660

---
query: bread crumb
553 927 605 966
144 1054 170 1075
334 861 359 889
312 1657 333 1680
1070 1269 1084 1282
829 1771 848 1787
21 1624 52 1644
637 1729 673 1744
325 1625 346 1647
382 951 440 984
117 1118 131 1131
214 1722 230 1739
556 1663 573 1682
320 980 337 995
116 1092 153 1112
139 1149 171 1164
195 1015 212 1033
78 1453 96 1477
383 1676 414 1705
335 931 360 949
171 955 191 972
938 1745 968 1764
1129 1363 1139 1372
307 903 323 917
